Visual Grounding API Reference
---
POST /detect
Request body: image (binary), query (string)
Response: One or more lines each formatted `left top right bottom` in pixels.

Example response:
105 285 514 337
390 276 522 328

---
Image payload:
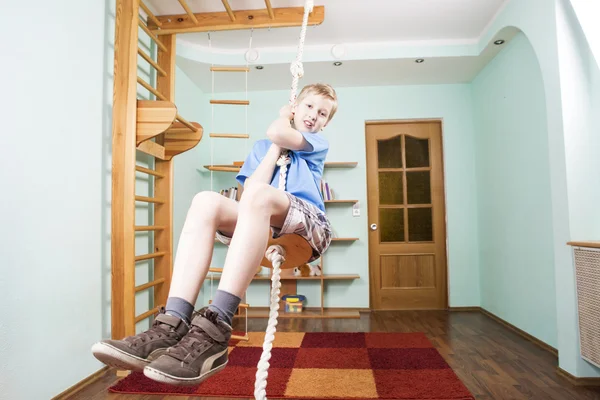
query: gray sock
165 297 194 324
208 289 241 326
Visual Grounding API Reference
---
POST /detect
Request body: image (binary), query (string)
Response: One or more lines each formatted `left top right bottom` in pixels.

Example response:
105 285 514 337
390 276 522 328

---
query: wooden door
366 120 448 310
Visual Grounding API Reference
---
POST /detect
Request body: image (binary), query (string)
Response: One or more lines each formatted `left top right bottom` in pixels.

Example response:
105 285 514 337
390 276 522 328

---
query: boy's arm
267 106 309 151
245 143 282 185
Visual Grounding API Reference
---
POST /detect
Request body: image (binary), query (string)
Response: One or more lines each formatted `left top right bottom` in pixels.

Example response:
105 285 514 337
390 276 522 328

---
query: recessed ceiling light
494 39 505 45
255 65 264 70
415 59 424 63
333 61 342 66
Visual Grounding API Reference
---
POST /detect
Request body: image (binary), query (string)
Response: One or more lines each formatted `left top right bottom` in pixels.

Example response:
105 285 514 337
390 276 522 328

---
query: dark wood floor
70 310 600 400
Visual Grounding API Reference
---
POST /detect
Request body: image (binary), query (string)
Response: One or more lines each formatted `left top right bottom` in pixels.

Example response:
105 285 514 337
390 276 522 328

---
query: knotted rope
253 1 314 399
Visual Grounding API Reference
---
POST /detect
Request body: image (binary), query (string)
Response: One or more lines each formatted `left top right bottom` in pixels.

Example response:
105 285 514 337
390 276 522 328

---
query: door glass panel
406 171 431 204
379 172 403 205
377 135 402 168
408 208 433 242
380 208 404 242
405 135 429 168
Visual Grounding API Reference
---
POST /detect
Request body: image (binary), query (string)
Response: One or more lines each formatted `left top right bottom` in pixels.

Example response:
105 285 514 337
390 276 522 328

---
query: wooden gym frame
111 0 325 340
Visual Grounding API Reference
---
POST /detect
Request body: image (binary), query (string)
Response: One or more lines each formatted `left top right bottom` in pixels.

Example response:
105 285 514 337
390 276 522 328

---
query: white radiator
573 247 600 368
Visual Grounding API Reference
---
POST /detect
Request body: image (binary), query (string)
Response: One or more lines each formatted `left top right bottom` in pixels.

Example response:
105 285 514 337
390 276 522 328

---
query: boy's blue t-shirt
236 131 329 213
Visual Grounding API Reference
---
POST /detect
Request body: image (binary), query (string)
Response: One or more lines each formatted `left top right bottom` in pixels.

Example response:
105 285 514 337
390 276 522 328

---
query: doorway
365 120 448 310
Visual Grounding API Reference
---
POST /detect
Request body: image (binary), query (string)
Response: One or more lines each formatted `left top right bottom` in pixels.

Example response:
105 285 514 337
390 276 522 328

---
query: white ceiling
143 0 513 91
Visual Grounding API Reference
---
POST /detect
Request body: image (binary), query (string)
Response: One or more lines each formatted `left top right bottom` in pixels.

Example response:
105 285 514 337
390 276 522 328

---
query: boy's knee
240 180 271 210
190 191 221 213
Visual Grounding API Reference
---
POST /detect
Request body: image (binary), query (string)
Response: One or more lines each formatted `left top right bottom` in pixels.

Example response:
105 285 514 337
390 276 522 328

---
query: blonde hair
296 83 338 122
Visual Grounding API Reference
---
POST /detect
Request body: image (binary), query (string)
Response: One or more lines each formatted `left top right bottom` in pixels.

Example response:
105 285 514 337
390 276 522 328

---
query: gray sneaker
91 309 189 371
143 307 232 386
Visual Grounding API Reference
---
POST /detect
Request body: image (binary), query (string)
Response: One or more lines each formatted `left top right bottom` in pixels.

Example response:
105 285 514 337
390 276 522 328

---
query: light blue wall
480 0 600 378
1 1 108 399
172 83 481 309
472 33 557 348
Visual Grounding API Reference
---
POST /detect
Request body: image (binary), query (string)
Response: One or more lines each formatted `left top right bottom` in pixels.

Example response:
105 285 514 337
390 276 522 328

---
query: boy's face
292 93 334 133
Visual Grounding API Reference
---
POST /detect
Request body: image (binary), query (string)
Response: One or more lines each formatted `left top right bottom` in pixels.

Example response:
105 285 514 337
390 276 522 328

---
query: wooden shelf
239 308 360 319
202 161 357 173
325 200 358 204
202 165 240 172
325 162 358 168
331 237 359 242
207 274 360 281
210 99 250 106
567 241 600 249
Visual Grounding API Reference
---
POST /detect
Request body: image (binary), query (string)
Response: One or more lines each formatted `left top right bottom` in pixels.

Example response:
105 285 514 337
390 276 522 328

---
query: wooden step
136 100 177 145
210 99 250 106
164 122 204 160
137 141 165 160
210 66 249 72
231 334 250 341
209 133 249 139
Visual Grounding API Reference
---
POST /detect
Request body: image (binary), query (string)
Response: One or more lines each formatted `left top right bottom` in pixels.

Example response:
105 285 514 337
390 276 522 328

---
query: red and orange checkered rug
109 332 474 399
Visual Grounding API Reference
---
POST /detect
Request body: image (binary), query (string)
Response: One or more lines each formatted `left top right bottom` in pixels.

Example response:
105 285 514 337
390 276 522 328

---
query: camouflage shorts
215 192 333 262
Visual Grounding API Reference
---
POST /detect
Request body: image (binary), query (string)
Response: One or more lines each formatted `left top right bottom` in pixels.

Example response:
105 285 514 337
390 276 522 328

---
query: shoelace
124 323 175 347
167 311 220 363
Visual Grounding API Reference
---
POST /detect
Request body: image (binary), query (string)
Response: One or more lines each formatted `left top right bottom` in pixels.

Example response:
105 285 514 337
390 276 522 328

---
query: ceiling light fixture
255 65 264 70
333 61 342 66
415 59 424 63
494 39 505 45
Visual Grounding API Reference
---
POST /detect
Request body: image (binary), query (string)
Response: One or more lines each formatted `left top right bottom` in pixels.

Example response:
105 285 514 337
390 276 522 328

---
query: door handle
370 223 377 231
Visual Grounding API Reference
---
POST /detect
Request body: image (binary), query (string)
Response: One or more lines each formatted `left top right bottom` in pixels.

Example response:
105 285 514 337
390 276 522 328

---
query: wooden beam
148 6 325 35
111 0 138 340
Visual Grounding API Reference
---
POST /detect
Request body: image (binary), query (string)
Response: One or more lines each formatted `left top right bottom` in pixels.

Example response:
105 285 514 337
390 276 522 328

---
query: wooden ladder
111 0 203 340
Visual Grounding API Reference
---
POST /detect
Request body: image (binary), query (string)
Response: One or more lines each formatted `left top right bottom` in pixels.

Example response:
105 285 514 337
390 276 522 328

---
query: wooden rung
135 278 166 292
137 48 167 77
135 305 164 323
231 334 249 341
140 1 162 27
210 99 250 106
135 251 166 261
137 77 167 101
137 18 167 52
135 195 165 204
177 0 199 24
209 267 224 273
221 0 236 21
176 114 199 132
210 133 249 139
265 0 274 19
135 166 165 178
210 66 249 72
135 225 166 231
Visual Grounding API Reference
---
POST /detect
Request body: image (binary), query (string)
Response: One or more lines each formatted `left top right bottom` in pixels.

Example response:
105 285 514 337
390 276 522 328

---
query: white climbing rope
254 1 314 399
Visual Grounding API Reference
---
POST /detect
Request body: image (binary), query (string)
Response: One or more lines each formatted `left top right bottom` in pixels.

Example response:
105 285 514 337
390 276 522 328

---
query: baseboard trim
51 366 110 399
449 306 559 357
556 367 600 387
448 306 480 312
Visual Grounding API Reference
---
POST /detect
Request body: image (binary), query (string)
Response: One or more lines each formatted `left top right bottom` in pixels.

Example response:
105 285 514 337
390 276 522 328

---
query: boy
92 83 338 386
